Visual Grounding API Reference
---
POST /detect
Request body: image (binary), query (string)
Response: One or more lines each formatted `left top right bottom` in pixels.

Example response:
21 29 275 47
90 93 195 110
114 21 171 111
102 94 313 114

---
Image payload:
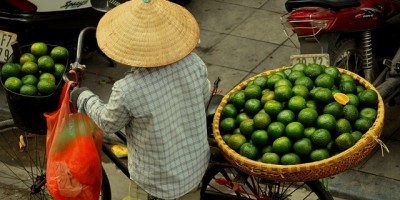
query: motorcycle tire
329 37 379 82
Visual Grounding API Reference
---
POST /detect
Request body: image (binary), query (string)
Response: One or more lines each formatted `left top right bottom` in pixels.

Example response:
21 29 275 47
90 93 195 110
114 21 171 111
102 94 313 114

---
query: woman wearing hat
70 0 210 199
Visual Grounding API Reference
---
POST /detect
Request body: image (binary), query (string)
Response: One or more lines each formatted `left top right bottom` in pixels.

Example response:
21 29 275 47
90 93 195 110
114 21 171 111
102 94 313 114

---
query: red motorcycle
284 0 400 87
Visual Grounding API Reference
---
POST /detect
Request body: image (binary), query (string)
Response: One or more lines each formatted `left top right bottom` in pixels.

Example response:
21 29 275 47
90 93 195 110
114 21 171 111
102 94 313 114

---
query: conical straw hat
96 0 200 68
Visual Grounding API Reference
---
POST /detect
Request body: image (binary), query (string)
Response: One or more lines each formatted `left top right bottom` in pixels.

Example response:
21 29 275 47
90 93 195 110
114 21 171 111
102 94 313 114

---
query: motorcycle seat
285 0 361 12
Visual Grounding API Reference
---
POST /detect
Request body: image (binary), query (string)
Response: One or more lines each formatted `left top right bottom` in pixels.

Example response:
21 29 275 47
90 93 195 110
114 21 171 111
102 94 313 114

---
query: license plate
0 30 17 63
290 54 330 66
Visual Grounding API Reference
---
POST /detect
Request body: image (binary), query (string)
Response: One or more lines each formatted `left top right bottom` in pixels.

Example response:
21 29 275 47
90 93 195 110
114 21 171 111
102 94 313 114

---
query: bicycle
0 26 333 199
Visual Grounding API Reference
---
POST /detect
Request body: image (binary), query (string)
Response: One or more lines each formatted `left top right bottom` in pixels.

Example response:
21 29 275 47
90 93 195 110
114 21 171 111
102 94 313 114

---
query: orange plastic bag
44 82 103 200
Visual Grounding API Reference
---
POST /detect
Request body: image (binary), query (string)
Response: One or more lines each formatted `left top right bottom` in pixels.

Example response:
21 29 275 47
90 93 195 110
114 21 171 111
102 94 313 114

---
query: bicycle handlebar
62 27 97 87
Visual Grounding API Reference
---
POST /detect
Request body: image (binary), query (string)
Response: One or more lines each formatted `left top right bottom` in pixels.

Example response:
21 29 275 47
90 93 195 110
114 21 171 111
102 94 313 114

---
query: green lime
281 153 301 165
4 77 22 92
288 71 305 83
253 76 268 89
354 117 373 132
220 117 236 134
343 104 359 122
339 74 355 83
315 73 335 89
293 138 313 156
291 85 309 99
274 85 293 102
298 108 318 127
335 133 355 150
356 85 365 94
336 118 352 134
311 129 332 147
244 84 262 100
306 100 318 110
291 63 307 72
21 61 39 75
253 112 271 129
267 74 283 89
287 95 307 112
360 107 377 120
222 134 232 144
228 134 247 150
260 152 280 164
231 91 246 108
244 99 262 116
239 119 255 137
54 63 66 78
316 114 337 131
351 131 363 142
339 81 357 94
295 76 314 91
239 143 259 160
323 102 343 118
313 88 333 104
267 122 285 139
304 63 324 79
37 55 55 72
50 46 69 62
1 62 20 78
277 109 296 125
235 113 251 127
264 100 283 116
304 127 316 138
39 72 56 84
324 66 340 81
30 42 48 56
21 74 39 86
251 130 269 146
19 84 37 96
310 148 330 161
274 79 292 89
222 104 238 118
285 122 304 140
347 93 359 107
358 89 379 107
261 91 275 105
19 53 36 65
272 136 292 155
261 145 274 154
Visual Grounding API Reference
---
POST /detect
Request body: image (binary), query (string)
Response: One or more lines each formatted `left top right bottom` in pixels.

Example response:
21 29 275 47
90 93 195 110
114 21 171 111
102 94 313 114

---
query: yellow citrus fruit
333 92 350 105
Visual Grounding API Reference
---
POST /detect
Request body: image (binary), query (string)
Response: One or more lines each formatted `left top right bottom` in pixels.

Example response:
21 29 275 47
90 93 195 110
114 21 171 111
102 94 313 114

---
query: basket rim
213 66 385 176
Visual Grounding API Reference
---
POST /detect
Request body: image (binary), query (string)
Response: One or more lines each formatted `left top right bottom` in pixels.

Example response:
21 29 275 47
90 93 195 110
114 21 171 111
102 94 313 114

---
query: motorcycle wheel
328 37 378 82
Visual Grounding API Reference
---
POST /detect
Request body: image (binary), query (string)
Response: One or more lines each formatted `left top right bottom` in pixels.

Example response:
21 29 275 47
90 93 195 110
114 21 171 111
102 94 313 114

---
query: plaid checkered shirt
76 53 211 199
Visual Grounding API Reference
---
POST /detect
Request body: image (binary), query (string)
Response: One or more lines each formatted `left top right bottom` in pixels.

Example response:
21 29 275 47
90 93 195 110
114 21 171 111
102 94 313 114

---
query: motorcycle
283 0 400 103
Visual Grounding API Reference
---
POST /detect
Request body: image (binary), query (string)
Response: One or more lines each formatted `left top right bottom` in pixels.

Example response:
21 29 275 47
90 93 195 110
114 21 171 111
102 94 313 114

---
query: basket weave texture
213 67 385 182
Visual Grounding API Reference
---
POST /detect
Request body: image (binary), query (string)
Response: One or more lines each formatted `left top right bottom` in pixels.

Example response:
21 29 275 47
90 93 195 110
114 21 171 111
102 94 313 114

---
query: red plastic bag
44 82 103 200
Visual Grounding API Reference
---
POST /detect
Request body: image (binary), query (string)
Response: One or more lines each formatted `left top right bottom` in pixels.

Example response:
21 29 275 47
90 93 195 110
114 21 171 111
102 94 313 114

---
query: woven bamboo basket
213 67 385 182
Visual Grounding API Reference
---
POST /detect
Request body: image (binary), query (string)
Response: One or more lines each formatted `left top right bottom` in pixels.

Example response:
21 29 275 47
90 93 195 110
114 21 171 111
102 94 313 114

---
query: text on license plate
290 54 330 66
0 30 17 63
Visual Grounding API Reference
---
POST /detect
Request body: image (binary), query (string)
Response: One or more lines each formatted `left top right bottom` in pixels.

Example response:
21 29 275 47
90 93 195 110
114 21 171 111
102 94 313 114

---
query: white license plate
0 30 17 63
290 53 330 66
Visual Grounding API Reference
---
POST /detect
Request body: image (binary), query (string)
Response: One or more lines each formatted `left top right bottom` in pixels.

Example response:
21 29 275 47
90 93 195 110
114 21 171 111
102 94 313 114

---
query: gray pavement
1 0 400 199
